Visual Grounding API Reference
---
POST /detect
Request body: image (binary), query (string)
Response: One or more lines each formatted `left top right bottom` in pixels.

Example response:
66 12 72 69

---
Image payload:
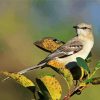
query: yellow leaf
34 37 64 52
60 68 73 88
40 75 62 100
1 71 35 87
48 60 73 88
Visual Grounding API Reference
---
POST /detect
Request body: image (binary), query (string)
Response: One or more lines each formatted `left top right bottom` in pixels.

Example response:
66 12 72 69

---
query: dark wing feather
58 38 83 56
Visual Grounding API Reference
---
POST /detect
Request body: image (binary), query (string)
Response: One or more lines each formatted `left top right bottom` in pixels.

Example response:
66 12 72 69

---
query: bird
18 23 94 75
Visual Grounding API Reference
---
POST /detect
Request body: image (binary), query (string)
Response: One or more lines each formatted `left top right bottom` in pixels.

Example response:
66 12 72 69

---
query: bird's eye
82 27 87 29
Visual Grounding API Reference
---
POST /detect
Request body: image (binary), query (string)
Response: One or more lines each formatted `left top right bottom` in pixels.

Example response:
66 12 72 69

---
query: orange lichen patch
42 39 63 52
40 75 62 100
48 59 65 69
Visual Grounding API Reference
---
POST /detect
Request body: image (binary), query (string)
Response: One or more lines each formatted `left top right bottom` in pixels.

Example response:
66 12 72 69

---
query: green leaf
84 78 93 84
95 61 100 70
76 57 90 73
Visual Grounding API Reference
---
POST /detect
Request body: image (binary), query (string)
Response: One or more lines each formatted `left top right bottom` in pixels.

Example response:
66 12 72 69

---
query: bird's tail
1 62 46 82
18 62 46 74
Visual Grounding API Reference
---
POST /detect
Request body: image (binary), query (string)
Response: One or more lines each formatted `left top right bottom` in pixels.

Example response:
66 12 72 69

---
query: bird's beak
73 26 78 29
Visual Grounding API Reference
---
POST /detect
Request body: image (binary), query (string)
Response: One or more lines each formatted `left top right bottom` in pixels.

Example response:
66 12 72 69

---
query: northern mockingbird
18 23 94 74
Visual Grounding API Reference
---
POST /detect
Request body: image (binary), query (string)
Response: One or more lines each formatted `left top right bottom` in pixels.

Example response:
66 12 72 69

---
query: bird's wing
34 37 65 53
44 37 83 61
57 37 83 57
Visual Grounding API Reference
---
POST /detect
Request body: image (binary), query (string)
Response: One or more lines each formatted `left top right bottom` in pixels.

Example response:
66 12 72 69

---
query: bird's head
73 23 92 36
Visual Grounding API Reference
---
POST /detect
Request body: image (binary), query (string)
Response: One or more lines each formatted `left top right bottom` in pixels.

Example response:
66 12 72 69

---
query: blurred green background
0 0 100 100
